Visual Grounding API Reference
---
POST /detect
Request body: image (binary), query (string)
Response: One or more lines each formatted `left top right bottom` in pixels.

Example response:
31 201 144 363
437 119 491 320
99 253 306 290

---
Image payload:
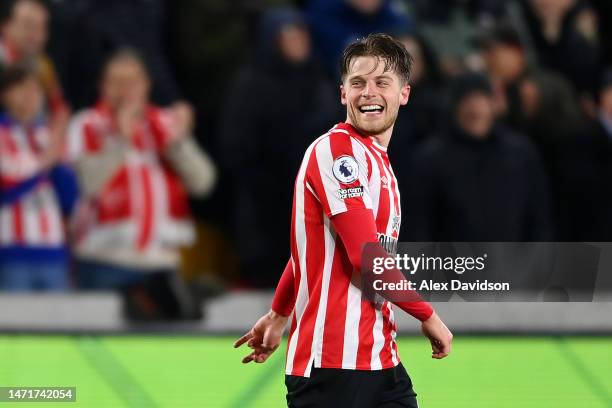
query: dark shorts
285 363 418 408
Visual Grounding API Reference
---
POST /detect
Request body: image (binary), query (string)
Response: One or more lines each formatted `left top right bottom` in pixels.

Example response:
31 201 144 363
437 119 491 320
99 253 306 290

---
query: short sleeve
305 133 373 217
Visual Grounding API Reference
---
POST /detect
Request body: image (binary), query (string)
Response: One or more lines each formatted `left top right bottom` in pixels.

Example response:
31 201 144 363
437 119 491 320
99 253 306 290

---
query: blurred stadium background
1 0 612 407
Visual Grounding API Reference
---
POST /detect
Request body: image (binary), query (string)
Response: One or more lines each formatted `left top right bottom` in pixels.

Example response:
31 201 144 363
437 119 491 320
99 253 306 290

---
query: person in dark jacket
402 73 553 242
389 30 448 239
519 0 601 96
392 30 448 152
219 8 340 287
479 25 584 238
46 0 182 108
561 70 612 240
306 0 413 77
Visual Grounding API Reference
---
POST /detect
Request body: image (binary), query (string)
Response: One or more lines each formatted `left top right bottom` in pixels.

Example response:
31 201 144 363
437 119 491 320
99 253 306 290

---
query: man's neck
345 117 394 148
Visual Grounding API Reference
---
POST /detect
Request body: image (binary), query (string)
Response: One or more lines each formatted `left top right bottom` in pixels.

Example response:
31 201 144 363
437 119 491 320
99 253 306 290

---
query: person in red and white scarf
0 64 78 291
66 49 216 313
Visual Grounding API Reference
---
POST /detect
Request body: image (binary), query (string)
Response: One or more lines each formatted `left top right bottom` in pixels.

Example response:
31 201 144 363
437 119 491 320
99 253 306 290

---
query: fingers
242 353 255 364
261 343 279 353
241 350 273 364
247 338 257 348
430 339 451 359
256 354 271 363
233 331 253 348
422 316 453 360
240 343 279 364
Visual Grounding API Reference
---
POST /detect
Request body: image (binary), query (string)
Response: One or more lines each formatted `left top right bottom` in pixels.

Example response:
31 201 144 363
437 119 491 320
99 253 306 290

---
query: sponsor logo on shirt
332 155 359 183
337 185 364 199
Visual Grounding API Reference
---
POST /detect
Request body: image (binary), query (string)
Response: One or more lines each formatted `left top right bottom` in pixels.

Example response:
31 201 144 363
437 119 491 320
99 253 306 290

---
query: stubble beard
348 106 398 137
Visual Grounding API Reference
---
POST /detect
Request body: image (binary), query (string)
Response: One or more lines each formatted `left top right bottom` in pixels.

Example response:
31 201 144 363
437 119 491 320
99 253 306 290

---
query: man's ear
340 84 347 106
400 84 411 106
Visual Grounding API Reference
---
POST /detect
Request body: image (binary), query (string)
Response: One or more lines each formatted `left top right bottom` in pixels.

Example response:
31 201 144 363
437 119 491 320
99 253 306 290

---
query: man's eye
352 82 362 87
377 81 389 87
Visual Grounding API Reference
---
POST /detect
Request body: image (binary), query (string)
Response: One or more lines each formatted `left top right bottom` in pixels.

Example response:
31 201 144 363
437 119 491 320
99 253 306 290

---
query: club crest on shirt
381 175 389 189
332 155 359 184
392 212 401 232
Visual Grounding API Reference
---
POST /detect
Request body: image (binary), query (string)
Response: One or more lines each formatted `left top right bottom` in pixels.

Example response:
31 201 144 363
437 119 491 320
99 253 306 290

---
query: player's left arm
331 209 453 359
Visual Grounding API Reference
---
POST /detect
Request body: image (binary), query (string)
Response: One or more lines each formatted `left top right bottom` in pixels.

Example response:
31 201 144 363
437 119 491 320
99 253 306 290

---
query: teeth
360 105 383 112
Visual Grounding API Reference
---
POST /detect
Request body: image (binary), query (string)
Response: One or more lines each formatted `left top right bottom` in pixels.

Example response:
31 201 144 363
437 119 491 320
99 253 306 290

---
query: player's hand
233 310 288 364
421 312 453 359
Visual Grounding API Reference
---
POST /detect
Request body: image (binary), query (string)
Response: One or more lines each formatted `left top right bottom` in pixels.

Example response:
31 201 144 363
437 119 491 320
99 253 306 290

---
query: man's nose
362 82 374 98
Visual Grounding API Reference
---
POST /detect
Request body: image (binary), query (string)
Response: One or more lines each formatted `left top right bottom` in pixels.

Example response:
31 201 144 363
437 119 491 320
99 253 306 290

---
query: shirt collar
334 122 388 153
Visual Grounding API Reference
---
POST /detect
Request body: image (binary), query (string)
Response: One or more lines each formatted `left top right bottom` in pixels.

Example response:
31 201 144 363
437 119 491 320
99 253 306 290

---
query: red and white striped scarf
68 102 194 254
0 118 64 247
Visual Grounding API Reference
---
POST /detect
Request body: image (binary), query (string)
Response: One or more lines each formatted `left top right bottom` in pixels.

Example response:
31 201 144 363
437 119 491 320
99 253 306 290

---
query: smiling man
234 33 452 408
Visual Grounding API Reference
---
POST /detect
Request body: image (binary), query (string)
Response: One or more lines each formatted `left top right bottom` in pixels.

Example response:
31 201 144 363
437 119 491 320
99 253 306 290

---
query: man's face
4 0 48 57
456 92 495 139
530 0 574 21
2 76 43 121
484 44 525 83
278 24 311 64
341 56 410 136
348 0 383 14
101 58 150 112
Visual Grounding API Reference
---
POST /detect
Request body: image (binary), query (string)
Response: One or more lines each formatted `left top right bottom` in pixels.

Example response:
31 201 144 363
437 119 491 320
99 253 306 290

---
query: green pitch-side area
0 335 610 407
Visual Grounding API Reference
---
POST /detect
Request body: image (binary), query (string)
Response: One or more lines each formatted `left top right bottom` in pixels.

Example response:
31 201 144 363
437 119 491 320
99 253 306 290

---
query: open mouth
358 104 384 114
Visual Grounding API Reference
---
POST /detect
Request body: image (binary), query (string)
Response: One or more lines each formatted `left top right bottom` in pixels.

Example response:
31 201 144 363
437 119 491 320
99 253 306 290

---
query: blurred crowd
1 0 611 307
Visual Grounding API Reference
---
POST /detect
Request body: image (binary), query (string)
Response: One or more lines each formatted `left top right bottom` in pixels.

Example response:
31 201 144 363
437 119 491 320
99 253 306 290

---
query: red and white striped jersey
286 122 402 377
0 119 64 247
67 103 194 257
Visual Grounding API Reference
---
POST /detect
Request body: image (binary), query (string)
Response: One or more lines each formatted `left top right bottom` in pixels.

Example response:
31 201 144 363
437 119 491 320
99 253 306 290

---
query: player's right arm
233 259 293 363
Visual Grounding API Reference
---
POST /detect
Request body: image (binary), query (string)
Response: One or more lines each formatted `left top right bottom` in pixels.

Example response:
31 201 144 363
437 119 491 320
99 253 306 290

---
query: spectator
0 0 67 116
410 0 507 23
67 49 216 318
403 73 553 242
0 64 78 291
519 0 600 96
562 70 612 240
479 25 584 236
307 0 413 76
479 25 582 135
392 31 447 151
219 8 340 287
390 31 449 239
48 0 182 109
